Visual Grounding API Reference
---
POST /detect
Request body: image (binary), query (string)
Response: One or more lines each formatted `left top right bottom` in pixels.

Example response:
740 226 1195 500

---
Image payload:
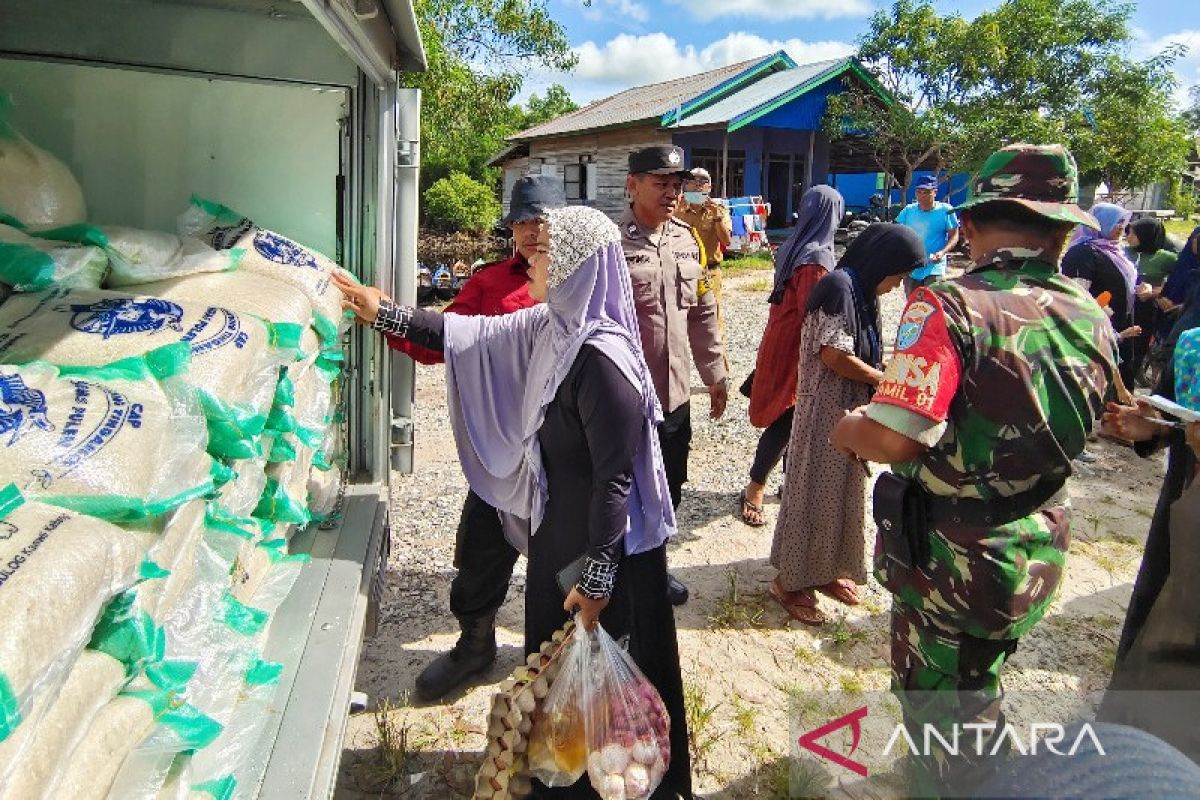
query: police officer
621 145 729 606
831 144 1118 794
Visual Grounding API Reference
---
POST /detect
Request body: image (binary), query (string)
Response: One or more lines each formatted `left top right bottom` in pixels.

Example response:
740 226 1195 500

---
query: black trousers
657 402 692 510
447 489 520 623
749 406 793 485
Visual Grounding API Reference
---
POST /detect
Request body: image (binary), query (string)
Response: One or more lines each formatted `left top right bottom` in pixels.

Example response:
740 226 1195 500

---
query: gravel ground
337 263 1163 799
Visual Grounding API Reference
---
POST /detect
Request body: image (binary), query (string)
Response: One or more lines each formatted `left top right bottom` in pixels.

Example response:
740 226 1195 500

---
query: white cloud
669 0 871 22
571 32 856 89
1133 29 1200 109
581 0 650 25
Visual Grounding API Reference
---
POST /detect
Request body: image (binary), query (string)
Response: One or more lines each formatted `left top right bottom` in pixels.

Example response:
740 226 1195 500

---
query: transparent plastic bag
581 621 671 800
527 629 588 788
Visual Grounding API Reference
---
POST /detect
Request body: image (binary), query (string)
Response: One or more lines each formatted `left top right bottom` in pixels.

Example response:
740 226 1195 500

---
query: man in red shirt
397 176 563 700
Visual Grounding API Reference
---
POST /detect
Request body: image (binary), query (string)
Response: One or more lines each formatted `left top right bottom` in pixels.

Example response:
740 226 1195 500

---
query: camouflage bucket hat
952 143 1099 229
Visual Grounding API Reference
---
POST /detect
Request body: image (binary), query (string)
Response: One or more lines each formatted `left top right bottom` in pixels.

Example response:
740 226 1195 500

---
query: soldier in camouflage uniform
832 144 1119 795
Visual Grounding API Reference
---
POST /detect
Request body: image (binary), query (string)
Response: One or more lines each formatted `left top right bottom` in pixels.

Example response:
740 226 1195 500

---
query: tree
423 172 503 232
518 84 579 129
823 0 1189 199
1067 51 1193 197
405 0 576 195
1184 85 1200 134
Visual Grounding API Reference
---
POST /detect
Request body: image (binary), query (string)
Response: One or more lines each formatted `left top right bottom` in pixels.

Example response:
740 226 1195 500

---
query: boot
414 612 498 702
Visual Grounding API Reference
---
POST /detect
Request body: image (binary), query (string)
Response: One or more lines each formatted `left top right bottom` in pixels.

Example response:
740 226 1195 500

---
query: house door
766 156 790 227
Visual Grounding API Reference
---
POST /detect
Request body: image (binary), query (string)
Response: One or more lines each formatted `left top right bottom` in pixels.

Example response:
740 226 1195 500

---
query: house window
691 148 746 197
564 155 594 202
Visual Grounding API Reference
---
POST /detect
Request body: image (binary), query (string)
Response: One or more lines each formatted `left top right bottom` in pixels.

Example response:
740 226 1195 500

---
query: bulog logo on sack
62 297 185 339
253 230 319 270
0 373 54 447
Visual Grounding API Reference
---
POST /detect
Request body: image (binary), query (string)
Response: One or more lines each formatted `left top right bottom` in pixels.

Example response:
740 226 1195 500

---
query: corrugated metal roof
511 56 768 140
676 58 845 128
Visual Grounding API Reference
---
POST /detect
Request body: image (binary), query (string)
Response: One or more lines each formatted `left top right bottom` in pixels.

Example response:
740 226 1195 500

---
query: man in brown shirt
675 166 733 343
621 144 729 605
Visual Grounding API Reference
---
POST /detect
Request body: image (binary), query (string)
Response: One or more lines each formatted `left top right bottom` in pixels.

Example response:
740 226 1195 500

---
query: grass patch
709 571 768 629
829 617 867 649
722 250 774 272
789 758 834 799
1165 217 1197 239
731 694 758 738
746 277 773 293
358 696 420 792
839 673 866 696
684 681 722 770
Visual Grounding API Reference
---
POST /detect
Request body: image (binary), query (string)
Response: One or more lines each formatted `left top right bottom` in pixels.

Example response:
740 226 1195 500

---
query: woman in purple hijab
1062 202 1144 386
334 206 691 799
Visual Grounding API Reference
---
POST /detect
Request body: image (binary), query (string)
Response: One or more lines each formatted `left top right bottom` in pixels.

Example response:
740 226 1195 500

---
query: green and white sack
0 346 215 521
0 287 300 459
101 226 243 288
0 221 108 291
0 486 147 747
0 650 126 800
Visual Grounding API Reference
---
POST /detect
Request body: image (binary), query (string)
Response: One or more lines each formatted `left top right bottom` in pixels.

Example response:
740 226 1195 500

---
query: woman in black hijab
768 224 925 624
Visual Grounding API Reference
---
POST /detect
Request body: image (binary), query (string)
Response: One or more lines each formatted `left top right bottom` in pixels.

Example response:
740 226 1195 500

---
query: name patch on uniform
896 299 936 351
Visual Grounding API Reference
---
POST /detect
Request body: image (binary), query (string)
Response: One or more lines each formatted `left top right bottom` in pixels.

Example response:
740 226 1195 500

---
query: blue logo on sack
0 373 55 447
253 230 318 270
61 298 185 339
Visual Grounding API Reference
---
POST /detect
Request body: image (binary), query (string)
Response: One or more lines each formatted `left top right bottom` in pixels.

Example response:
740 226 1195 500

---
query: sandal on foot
738 490 766 527
769 581 826 626
815 579 860 607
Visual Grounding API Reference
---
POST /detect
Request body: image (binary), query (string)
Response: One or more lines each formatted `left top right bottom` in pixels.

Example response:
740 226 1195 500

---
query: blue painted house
491 52 898 227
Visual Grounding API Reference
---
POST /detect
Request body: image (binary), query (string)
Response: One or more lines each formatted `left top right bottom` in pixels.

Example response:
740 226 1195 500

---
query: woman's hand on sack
1102 399 1161 443
333 270 388 324
1118 325 1143 341
564 586 609 631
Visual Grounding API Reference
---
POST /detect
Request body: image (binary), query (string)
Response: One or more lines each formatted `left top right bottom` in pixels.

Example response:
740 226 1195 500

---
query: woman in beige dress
768 224 925 625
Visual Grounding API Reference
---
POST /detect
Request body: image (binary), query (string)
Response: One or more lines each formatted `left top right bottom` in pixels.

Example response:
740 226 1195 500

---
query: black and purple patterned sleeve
370 298 445 352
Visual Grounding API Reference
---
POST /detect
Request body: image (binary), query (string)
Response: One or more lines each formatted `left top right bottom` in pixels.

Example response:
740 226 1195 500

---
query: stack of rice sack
0 186 350 797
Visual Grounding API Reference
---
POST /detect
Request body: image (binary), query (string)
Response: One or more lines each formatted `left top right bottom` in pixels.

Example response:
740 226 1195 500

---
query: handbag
738 369 755 399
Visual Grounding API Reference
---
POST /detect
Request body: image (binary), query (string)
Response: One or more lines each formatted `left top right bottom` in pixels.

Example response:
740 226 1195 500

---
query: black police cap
628 145 691 177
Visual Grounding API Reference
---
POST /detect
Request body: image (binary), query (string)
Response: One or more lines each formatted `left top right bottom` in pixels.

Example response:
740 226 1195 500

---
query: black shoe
667 573 689 606
414 613 497 702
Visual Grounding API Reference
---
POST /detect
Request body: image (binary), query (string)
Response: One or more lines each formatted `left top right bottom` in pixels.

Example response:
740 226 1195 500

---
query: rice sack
0 486 146 746
0 348 214 521
0 650 126 800
0 287 298 458
0 94 86 229
0 222 108 291
101 226 243 288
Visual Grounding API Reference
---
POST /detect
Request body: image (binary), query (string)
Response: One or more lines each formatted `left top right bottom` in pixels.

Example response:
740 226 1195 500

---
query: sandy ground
335 265 1164 799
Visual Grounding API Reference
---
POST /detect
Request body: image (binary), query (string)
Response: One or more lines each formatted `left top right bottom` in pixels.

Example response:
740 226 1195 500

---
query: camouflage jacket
871 250 1118 638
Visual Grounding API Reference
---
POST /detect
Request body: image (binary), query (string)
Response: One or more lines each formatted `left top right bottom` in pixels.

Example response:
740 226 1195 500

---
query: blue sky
517 0 1200 109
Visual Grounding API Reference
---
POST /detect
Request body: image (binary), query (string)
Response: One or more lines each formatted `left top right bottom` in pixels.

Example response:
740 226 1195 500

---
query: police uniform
858 145 1118 794
621 145 727 509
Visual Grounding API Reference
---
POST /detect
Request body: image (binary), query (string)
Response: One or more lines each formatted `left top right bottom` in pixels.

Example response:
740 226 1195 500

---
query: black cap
500 175 567 226
628 145 690 177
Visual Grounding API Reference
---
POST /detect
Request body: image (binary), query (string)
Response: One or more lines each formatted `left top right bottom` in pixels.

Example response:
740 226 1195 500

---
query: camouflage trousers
890 600 1019 797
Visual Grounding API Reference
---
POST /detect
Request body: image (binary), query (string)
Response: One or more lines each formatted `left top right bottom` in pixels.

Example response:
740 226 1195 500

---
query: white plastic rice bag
0 486 146 749
230 539 308 614
214 453 270 520
307 465 341 522
135 269 317 339
0 346 215 522
42 675 221 800
256 442 314 527
177 196 346 343
0 93 86 229
0 650 126 800
0 286 299 459
0 221 108 291
101 226 243 288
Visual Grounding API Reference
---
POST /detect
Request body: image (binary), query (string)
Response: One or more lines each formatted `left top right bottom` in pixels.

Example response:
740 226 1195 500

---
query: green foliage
1183 85 1200 134
826 0 1190 198
405 0 576 196
518 84 579 129
423 172 502 232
